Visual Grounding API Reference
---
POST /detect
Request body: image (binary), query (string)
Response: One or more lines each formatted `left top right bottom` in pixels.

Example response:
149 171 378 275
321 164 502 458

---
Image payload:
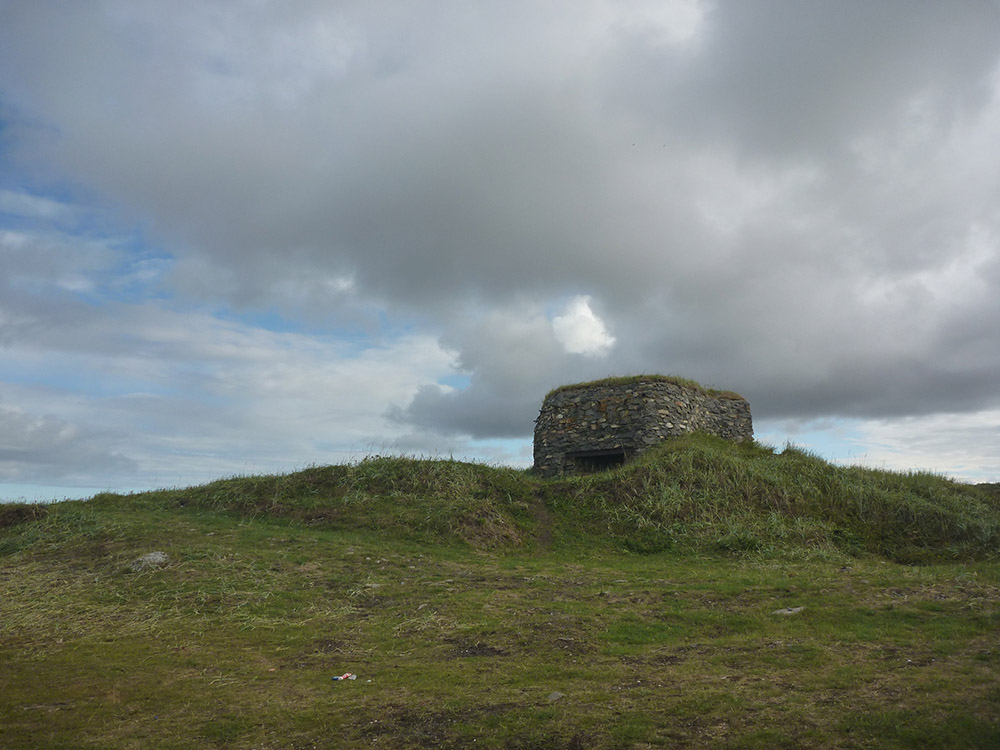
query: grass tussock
0 503 48 529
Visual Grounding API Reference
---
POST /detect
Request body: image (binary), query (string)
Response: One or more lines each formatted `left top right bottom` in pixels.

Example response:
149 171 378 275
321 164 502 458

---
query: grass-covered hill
2 435 999 748
10 434 993 563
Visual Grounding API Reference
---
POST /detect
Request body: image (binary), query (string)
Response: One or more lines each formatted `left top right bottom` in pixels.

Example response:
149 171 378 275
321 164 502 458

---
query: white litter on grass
771 606 805 616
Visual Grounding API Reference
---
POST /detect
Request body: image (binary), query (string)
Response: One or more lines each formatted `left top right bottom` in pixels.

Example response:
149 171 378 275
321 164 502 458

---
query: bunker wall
532 379 752 477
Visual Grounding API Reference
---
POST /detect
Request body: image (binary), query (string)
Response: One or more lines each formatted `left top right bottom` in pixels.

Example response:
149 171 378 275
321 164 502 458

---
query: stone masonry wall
533 377 753 477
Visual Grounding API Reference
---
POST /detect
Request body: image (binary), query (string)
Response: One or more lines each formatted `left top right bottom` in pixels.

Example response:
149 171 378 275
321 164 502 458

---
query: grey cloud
1 1 999 447
605 0 1000 159
388 303 563 436
388 298 633 437
2 1 700 311
0 404 136 483
389 383 533 439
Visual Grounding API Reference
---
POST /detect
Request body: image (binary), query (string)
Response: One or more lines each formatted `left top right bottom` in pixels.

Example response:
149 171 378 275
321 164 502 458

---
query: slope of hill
25 433 991 562
2 435 998 748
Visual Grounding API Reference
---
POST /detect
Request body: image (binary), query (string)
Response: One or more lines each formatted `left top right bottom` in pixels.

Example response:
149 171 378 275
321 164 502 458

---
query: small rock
128 551 168 572
771 606 804 616
548 691 565 703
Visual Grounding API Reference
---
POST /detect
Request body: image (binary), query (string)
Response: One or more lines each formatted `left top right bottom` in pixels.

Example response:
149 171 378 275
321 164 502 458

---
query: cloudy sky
2 0 999 501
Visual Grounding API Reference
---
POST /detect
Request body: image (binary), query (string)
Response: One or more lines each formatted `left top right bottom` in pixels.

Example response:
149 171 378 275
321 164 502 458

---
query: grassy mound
554 435 1000 562
3 438 999 748
88 458 539 550
30 434 991 563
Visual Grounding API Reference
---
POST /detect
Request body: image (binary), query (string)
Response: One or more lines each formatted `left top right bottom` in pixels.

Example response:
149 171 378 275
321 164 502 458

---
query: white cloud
0 190 76 221
845 411 1000 483
552 296 616 357
599 0 707 49
0 298 460 491
0 402 136 484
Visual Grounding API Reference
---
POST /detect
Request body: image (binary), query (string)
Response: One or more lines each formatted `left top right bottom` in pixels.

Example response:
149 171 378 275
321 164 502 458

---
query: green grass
2 436 999 748
544 373 747 401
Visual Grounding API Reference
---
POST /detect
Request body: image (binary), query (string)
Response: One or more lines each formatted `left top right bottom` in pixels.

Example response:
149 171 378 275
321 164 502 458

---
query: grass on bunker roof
2 436 999 748
544 373 747 401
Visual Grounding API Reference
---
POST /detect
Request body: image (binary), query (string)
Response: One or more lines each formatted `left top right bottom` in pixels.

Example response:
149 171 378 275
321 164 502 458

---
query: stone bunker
532 375 753 477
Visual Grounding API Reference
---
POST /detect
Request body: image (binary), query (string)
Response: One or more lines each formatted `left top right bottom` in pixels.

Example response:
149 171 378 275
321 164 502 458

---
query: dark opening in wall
567 448 628 473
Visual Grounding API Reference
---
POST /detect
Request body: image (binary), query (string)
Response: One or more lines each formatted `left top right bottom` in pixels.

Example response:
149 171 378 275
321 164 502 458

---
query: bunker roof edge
544 374 746 402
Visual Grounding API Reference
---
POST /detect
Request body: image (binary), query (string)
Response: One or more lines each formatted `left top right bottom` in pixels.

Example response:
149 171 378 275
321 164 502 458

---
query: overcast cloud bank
1 0 999 500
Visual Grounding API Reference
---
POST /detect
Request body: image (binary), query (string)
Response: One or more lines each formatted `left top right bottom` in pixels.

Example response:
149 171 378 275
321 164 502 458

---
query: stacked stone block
532 376 753 477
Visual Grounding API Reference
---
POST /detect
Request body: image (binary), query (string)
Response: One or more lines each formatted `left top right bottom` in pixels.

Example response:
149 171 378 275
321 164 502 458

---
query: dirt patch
311 638 347 654
551 636 596 656
361 703 595 750
532 495 555 549
448 639 507 658
360 702 519 748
